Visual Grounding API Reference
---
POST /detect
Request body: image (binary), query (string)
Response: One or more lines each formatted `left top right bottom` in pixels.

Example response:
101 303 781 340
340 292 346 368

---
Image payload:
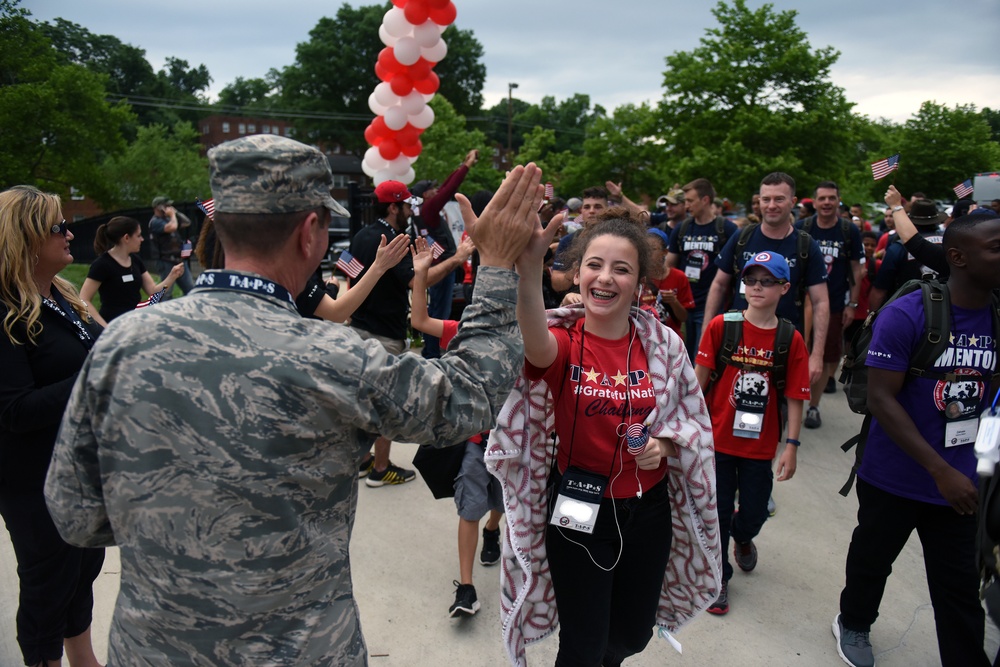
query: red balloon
396 124 421 147
401 139 422 158
375 62 391 82
404 0 429 25
391 0 407 6
364 122 382 146
390 73 414 96
377 47 402 74
379 138 402 161
428 0 449 8
413 70 440 95
429 1 456 26
407 58 432 82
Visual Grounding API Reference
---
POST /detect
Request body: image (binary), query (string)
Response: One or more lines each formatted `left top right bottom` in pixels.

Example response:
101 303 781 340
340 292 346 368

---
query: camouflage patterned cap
208 135 350 217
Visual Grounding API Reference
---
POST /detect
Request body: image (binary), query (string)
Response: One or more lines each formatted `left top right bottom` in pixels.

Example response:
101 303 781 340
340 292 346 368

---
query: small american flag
335 250 364 279
196 198 215 220
544 182 554 200
625 423 648 455
429 240 445 259
136 289 166 309
953 179 974 199
871 153 900 180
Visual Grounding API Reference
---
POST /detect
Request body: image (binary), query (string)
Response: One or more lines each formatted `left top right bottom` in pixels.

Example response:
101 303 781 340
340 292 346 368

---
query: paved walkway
2 384 998 665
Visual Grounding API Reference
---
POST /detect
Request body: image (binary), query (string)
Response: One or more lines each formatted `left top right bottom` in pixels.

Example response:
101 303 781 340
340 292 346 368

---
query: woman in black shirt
79 216 184 326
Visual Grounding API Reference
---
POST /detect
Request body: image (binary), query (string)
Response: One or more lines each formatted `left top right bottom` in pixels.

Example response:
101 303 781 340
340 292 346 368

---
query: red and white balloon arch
363 0 457 185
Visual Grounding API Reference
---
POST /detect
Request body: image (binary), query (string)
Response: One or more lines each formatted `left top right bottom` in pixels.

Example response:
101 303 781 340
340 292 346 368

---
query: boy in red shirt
411 237 504 619
643 228 695 336
695 251 811 615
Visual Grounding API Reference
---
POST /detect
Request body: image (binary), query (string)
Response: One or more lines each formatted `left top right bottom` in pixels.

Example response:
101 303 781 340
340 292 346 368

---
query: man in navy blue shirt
797 181 864 429
703 172 829 385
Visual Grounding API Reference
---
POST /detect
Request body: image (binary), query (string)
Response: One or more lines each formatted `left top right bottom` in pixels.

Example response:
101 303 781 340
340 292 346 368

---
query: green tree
217 75 280 111
279 2 486 152
660 0 856 203
0 1 132 195
889 102 1000 199
514 126 574 191
98 122 209 209
560 102 663 200
415 96 497 193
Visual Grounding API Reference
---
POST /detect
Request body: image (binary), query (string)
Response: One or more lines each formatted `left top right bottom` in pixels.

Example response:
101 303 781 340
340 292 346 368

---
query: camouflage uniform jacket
44 266 523 666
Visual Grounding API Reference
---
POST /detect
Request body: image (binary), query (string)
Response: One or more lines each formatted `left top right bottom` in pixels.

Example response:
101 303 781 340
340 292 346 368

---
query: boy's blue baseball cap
742 251 790 282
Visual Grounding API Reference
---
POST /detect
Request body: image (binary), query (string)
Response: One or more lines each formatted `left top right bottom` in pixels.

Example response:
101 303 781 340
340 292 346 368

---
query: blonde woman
0 186 104 667
80 215 184 327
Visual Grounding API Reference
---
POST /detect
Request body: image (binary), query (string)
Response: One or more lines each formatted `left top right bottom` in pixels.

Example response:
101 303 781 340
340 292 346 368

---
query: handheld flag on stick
196 198 215 220
335 250 365 279
136 289 166 309
871 154 900 180
953 179 974 199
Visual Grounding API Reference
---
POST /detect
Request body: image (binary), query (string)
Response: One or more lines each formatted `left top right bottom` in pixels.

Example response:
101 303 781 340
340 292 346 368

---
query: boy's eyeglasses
742 276 786 288
50 220 68 236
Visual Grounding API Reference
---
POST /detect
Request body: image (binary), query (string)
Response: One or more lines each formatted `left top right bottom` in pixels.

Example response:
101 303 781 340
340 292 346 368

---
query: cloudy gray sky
21 0 1000 123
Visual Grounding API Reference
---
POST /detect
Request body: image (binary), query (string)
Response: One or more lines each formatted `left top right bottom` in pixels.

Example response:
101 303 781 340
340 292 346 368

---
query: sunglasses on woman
50 220 68 236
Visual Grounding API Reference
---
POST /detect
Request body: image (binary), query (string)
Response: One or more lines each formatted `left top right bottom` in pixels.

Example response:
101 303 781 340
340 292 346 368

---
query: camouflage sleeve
44 352 115 548
350 266 523 446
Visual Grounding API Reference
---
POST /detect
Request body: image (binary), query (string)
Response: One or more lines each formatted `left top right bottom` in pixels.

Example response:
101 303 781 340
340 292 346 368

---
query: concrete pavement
3 383 998 666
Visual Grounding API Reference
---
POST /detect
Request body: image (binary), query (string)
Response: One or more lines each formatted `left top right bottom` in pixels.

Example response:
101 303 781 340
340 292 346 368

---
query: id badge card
550 467 608 534
944 397 979 448
684 256 702 282
181 240 193 258
121 273 134 283
733 390 766 439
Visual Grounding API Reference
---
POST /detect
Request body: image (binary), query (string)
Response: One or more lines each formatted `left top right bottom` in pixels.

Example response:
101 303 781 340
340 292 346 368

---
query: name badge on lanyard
685 254 702 282
733 376 767 439
121 273 134 283
944 394 980 448
550 466 608 534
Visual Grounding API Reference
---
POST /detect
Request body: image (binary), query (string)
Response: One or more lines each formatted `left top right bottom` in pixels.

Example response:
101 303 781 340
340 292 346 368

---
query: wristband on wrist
891 205 904 213
786 438 801 447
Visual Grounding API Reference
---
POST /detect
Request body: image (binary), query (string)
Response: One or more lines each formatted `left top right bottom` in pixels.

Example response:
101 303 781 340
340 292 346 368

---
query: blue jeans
421 270 455 359
684 309 705 362
715 451 773 581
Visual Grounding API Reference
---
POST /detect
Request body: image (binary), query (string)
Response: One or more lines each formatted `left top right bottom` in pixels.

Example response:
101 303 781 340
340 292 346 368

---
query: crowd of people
1 134 1000 667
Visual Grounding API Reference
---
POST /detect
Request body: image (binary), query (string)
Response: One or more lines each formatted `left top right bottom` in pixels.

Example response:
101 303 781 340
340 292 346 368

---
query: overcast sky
21 0 1000 124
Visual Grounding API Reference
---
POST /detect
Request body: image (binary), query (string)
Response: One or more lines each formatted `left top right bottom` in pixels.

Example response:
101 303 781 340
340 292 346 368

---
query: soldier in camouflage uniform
43 134 546 666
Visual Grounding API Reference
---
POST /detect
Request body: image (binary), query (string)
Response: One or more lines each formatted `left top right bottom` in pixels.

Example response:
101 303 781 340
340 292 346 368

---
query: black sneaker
707 580 728 615
824 377 838 394
480 527 501 566
449 581 480 617
804 406 822 429
365 461 416 487
734 538 758 572
832 614 874 667
357 453 374 478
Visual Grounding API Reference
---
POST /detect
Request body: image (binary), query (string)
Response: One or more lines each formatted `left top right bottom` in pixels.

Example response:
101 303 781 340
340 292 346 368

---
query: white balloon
400 166 416 184
374 82 398 107
422 93 435 103
422 38 447 63
393 36 421 66
383 7 412 38
378 24 397 47
365 146 390 171
401 91 426 116
373 168 396 185
361 159 376 177
410 105 435 129
384 105 408 130
413 20 441 48
388 156 411 174
368 93 387 116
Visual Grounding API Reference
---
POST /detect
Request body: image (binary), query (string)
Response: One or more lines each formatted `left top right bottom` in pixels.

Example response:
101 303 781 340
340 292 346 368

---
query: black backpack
801 215 855 286
708 312 797 417
837 279 1000 496
733 224 812 309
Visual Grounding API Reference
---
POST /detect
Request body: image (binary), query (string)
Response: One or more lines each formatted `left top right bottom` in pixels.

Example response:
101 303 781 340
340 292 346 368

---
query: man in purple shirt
833 212 1000 667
